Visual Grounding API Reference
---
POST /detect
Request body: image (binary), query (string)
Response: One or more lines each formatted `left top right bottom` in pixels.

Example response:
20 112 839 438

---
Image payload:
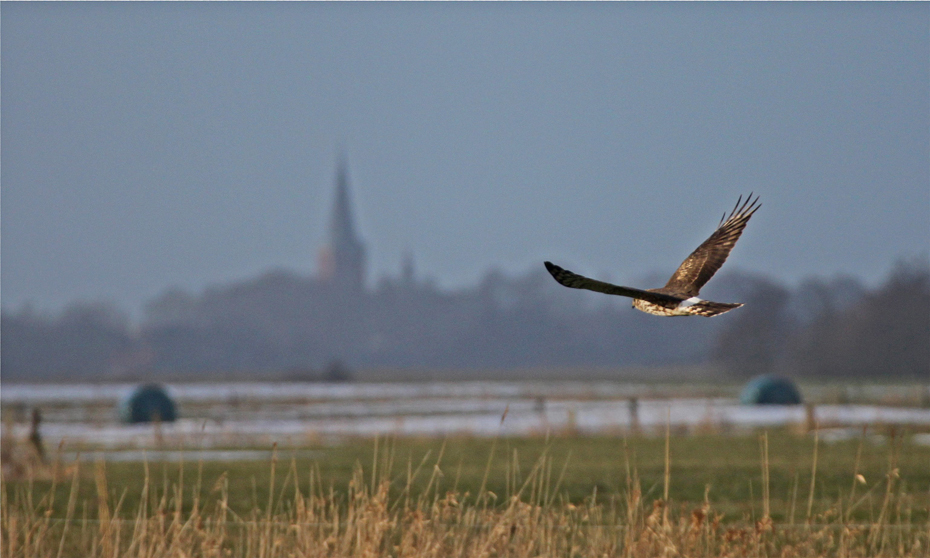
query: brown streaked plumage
544 194 760 317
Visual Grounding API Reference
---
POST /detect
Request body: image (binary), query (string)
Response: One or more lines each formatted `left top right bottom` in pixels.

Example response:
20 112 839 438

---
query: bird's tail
690 300 743 317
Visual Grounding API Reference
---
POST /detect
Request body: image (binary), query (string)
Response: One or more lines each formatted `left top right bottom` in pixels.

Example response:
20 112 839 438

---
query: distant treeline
2 259 927 381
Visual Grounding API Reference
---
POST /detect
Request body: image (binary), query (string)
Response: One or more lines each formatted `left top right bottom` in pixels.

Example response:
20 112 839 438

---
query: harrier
544 194 760 317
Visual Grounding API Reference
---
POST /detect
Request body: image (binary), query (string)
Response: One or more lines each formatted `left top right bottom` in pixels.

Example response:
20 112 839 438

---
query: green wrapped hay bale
119 384 178 424
739 374 802 405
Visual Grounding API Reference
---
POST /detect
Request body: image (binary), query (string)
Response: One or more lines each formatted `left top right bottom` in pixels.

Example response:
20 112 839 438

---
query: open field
3 379 929 555
4 380 929 448
3 429 930 557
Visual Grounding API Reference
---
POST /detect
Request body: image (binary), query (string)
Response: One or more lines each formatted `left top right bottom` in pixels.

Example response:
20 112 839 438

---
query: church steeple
318 157 366 292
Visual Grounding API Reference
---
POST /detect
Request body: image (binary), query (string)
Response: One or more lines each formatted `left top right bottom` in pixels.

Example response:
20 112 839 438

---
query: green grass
10 428 929 524
5 428 930 557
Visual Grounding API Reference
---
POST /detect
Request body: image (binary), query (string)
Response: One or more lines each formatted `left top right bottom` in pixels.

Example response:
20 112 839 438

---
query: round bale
119 384 178 424
739 374 803 405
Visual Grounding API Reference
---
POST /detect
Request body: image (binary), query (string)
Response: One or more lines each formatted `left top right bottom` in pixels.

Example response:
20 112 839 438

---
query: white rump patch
679 297 704 308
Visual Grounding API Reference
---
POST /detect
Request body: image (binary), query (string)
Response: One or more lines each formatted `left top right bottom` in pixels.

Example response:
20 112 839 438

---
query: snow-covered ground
3 382 929 456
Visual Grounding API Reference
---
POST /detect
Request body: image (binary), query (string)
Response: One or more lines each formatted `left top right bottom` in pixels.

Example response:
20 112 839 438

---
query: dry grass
2 431 928 557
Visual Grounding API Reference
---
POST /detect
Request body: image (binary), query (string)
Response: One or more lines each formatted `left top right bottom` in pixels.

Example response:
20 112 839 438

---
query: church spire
329 157 359 248
318 156 366 291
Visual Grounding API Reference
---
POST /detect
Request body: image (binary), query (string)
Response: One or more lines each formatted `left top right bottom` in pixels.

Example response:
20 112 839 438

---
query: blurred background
1 3 927 459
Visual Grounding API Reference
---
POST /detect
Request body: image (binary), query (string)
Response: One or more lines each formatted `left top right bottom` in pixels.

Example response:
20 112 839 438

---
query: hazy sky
3 2 928 317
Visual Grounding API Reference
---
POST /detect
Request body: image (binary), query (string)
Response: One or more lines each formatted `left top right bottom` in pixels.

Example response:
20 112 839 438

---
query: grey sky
2 2 928 317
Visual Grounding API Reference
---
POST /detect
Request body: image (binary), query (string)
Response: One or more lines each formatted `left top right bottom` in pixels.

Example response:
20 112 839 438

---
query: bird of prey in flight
544 194 760 317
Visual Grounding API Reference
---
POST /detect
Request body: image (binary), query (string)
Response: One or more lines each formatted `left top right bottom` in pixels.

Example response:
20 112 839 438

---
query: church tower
318 158 366 292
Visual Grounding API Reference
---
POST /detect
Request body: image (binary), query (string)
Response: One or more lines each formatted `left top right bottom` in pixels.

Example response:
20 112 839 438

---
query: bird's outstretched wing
544 261 685 306
663 194 760 297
